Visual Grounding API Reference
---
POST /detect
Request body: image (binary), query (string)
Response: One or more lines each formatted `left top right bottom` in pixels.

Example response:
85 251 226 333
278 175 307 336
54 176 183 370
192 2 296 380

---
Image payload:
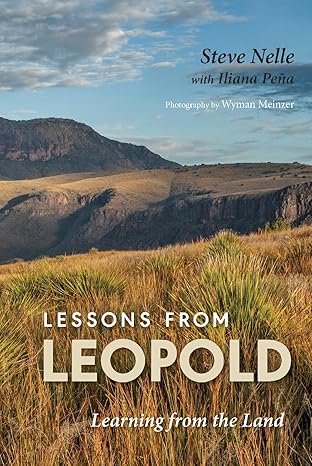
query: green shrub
261 218 291 233
89 247 99 254
206 230 244 258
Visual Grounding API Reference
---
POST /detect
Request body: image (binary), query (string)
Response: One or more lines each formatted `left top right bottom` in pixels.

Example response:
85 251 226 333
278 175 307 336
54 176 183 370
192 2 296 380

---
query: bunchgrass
0 226 311 465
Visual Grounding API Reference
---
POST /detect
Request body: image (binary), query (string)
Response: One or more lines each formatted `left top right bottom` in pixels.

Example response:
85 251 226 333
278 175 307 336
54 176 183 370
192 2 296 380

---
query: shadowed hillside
0 162 311 262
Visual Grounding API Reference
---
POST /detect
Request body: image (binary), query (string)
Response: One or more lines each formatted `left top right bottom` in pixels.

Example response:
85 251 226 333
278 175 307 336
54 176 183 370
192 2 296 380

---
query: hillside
0 162 311 262
0 117 177 179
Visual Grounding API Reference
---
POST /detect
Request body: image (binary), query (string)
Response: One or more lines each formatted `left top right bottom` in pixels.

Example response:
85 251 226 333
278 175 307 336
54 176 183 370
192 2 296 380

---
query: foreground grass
0 226 311 465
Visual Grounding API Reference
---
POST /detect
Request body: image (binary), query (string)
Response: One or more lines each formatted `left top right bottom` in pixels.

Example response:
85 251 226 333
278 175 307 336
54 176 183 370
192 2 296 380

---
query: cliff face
0 190 79 260
0 117 178 178
0 180 311 262
66 181 311 251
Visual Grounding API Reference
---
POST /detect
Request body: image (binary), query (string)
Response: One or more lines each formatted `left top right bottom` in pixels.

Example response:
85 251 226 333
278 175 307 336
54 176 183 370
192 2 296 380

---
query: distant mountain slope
0 163 311 262
0 117 178 179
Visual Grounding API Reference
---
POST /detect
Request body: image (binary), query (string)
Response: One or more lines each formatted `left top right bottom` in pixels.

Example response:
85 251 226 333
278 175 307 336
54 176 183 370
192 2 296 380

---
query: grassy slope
0 226 311 465
0 162 311 210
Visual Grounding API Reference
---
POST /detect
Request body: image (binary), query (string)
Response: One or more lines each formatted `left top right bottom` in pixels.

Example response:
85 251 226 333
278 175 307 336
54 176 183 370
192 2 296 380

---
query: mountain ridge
0 116 311 262
0 117 178 179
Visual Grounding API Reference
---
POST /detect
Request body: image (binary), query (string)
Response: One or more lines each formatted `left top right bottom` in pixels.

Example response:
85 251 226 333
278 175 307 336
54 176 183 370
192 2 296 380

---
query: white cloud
0 0 245 89
151 61 179 69
113 135 257 164
254 120 312 136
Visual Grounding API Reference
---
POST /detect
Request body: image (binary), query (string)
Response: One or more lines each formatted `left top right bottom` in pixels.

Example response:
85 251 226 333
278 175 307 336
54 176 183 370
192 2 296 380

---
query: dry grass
0 226 311 465
1 162 311 210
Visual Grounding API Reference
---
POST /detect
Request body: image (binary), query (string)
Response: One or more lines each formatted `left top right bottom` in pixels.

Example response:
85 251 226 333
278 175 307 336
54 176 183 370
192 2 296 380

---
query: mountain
0 117 178 179
0 162 311 262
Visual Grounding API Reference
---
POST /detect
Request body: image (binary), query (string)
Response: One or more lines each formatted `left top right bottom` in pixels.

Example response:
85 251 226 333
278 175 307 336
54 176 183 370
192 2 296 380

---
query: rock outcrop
0 180 311 262
58 181 311 252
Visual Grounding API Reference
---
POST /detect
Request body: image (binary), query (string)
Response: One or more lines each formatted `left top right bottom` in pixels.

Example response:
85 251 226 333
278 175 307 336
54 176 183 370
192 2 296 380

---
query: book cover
0 1 311 465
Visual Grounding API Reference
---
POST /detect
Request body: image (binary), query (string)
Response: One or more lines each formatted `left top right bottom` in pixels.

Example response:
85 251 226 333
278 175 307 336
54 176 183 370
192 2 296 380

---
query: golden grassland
1 162 311 210
0 226 311 465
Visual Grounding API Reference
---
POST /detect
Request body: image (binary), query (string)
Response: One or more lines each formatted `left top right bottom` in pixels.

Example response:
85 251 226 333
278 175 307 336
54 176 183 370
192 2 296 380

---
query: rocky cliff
0 178 311 262
53 181 312 253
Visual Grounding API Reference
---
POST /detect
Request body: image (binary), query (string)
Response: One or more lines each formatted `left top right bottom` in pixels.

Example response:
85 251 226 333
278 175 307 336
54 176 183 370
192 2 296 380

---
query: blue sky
0 0 311 165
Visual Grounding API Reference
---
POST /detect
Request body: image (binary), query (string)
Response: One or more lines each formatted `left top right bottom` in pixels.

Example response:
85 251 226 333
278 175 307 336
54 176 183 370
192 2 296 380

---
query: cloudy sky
0 0 311 164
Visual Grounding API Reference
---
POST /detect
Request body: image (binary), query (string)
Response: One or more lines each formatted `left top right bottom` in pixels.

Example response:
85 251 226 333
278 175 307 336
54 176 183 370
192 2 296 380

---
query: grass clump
205 230 245 258
0 226 311 465
260 218 291 233
45 268 127 303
